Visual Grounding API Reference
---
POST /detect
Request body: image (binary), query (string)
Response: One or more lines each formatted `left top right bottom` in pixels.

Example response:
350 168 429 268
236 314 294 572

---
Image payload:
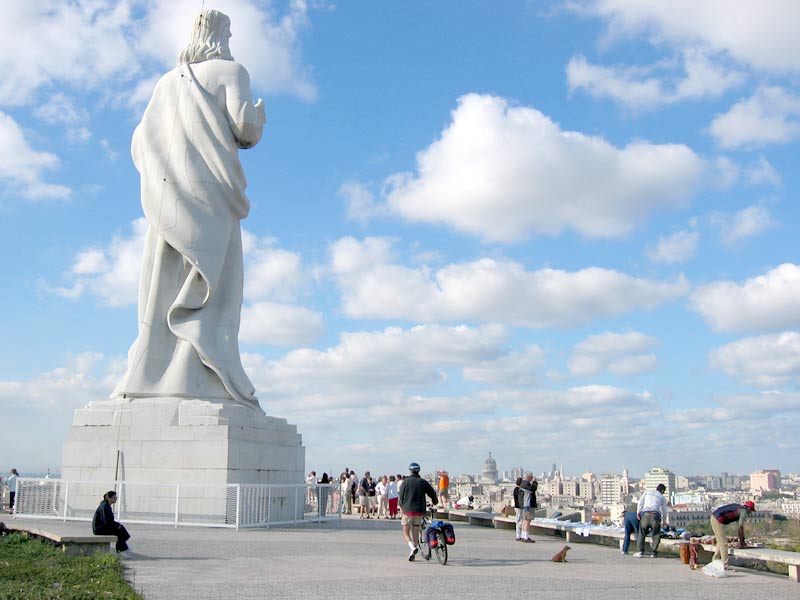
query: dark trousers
102 523 130 552
636 512 661 554
8 492 15 511
622 511 639 553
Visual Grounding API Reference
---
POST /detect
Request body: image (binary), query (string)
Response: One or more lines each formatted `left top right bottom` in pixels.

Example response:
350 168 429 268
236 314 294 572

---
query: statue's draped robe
113 59 265 407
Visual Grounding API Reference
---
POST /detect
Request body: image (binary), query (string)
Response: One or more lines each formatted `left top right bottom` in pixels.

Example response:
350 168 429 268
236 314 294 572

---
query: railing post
63 480 70 522
267 485 272 527
235 485 241 530
117 481 124 521
174 484 180 528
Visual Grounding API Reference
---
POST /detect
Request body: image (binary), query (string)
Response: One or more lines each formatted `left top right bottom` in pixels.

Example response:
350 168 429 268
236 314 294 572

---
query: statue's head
177 9 233 65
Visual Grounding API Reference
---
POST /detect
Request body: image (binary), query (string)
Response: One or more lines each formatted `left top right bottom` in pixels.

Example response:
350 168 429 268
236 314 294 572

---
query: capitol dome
482 451 498 484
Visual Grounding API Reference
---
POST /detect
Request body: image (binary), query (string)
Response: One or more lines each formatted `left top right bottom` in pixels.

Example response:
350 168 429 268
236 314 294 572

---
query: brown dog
551 545 571 562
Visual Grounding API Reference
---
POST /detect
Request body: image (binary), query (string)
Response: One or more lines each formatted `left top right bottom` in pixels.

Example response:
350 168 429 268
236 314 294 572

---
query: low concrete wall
439 509 795 580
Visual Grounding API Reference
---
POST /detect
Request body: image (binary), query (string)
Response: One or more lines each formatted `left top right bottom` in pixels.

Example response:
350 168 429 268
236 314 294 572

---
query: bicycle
417 507 448 565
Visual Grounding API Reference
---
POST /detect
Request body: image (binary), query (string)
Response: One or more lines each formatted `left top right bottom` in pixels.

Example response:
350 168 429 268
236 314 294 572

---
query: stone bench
731 547 800 582
440 510 800 582
5 522 117 556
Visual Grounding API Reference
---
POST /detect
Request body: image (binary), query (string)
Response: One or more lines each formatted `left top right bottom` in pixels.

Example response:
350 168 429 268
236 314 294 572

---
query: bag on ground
701 559 729 578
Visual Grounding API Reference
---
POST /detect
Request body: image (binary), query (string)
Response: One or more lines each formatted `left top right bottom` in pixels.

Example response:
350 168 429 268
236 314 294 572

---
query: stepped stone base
61 397 304 485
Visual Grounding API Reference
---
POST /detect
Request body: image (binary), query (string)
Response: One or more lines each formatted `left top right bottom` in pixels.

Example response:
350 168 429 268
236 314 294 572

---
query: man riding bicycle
398 461 438 561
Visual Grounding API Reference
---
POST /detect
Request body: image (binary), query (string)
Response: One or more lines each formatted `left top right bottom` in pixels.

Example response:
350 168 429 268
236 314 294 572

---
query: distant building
482 452 499 484
673 491 709 509
600 471 629 505
669 507 711 529
644 467 676 502
455 474 480 500
750 470 781 492
780 500 800 519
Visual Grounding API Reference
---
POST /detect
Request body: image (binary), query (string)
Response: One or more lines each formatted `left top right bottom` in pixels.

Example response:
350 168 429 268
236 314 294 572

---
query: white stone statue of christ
112 9 265 409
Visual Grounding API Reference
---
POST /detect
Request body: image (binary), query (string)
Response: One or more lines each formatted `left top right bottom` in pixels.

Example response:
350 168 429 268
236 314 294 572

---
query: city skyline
2 1 800 477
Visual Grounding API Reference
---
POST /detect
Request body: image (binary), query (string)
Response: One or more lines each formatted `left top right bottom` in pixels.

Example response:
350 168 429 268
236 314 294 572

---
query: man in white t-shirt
634 483 668 557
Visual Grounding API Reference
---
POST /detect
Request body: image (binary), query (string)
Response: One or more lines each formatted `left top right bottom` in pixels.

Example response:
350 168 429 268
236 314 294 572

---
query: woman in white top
386 475 399 519
375 475 389 519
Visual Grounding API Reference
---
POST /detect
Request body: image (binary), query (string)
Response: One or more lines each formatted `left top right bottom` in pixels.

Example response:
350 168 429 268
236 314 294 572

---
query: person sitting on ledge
93 490 132 557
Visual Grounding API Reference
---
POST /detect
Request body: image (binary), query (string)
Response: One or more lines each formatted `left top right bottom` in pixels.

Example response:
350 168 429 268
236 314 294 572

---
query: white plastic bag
701 559 729 577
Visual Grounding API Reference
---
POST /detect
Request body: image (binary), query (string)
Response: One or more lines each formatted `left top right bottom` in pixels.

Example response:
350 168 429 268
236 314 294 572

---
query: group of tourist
619 483 756 569
305 467 452 522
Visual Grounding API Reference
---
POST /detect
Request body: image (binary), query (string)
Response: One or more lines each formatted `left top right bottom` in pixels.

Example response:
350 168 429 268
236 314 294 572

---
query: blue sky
2 0 799 480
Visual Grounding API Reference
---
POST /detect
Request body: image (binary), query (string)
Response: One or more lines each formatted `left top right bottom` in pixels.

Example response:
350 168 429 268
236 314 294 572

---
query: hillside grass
0 532 142 599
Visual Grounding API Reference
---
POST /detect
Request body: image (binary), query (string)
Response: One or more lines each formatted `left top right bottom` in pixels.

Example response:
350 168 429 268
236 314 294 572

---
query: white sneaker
408 547 418 562
118 551 131 559
633 552 643 558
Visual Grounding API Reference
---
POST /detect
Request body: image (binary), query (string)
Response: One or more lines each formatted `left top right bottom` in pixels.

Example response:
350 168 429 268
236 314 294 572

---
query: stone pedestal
61 398 305 524
62 397 304 485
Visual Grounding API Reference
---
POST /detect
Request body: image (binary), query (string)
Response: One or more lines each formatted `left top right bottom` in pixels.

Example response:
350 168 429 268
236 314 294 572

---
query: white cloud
690 263 800 332
745 156 782 187
567 50 744 110
463 345 546 385
715 390 800 414
709 203 777 247
569 331 658 376
240 301 323 347
330 236 396 275
72 248 111 275
645 229 699 265
710 332 800 387
242 231 308 303
99 139 119 162
579 1 800 73
330 237 689 327
0 1 137 106
709 86 800 149
46 218 146 307
0 0 317 109
0 351 126 472
379 94 705 242
33 92 92 142
0 112 71 200
710 157 739 190
249 324 511 399
340 181 386 225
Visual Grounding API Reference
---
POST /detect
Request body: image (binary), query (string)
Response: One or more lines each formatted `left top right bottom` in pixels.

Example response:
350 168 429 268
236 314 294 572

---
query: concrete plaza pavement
15 516 800 599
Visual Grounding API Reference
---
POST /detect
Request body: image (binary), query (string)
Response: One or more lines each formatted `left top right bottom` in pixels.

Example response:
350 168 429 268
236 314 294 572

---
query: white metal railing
12 478 341 529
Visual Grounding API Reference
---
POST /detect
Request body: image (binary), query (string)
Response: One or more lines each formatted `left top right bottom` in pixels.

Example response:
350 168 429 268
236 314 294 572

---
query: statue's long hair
177 9 234 65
